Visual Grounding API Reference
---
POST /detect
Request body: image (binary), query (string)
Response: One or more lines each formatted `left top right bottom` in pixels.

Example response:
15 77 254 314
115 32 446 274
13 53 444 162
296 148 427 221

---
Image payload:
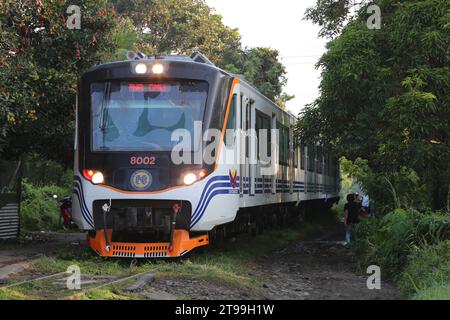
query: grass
0 288 31 300
353 209 449 300
1 213 333 300
77 289 134 300
412 283 450 300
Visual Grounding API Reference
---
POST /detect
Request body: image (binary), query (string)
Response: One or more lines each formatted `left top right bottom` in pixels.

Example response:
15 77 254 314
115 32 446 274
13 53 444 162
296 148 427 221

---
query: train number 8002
130 156 156 166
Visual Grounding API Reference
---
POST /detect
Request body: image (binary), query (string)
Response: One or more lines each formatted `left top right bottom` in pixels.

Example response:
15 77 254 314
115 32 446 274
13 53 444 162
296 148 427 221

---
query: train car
72 53 340 258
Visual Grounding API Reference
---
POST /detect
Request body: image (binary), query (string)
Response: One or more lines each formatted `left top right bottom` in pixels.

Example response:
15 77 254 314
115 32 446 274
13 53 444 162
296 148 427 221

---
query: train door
240 96 252 196
306 144 312 195
239 95 245 197
271 115 277 194
289 126 294 194
249 99 256 196
234 93 242 197
300 143 306 195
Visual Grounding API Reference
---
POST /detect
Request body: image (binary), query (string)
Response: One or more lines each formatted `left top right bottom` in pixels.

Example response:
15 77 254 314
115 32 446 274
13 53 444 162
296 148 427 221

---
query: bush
412 282 450 300
20 179 71 231
353 208 450 299
340 158 430 214
399 241 450 297
22 154 73 189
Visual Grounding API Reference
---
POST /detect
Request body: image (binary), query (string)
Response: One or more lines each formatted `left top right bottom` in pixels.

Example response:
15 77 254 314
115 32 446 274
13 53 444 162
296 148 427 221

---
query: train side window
307 144 315 172
256 110 271 159
300 143 305 170
278 122 289 165
225 94 237 147
293 136 299 168
326 152 331 176
317 146 323 174
328 154 333 176
245 100 251 158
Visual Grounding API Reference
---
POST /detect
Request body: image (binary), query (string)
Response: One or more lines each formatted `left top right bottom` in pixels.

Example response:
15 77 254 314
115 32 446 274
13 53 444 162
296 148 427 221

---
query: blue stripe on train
73 176 95 227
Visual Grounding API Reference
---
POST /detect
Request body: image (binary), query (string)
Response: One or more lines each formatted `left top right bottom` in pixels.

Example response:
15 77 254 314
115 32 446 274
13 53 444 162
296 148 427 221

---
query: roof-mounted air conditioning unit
190 52 215 66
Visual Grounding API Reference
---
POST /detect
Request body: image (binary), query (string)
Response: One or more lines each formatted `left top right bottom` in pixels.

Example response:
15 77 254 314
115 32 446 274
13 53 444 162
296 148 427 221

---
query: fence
0 159 22 239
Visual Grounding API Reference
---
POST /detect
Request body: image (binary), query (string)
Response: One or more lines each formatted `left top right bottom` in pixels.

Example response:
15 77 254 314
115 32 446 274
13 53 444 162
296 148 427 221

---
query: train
72 52 340 258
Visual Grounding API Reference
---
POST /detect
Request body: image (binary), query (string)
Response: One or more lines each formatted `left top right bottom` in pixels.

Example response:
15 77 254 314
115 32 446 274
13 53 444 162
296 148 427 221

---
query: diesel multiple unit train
73 53 340 258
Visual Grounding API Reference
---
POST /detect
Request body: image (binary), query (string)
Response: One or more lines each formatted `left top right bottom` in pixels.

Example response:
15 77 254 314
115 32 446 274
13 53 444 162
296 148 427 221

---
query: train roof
84 52 297 120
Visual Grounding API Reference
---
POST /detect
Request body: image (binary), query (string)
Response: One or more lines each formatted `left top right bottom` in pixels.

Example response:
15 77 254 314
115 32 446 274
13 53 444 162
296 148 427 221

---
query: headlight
135 63 147 74
183 170 208 186
83 170 104 184
152 63 164 74
183 173 197 186
92 172 104 184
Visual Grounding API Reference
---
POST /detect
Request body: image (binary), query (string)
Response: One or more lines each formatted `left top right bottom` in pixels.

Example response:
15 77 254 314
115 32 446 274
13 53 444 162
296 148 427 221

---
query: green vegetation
20 179 70 231
412 283 450 300
0 0 119 164
399 241 449 298
15 155 73 231
353 208 450 299
340 157 430 215
0 288 30 300
302 0 449 300
22 154 73 189
300 0 450 212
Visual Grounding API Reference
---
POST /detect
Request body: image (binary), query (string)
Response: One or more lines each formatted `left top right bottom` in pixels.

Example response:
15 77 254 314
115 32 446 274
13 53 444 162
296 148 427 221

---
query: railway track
0 268 157 300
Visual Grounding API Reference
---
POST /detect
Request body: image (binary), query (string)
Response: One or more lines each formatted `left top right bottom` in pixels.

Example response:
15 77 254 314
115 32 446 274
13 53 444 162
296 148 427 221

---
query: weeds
353 208 450 299
20 179 71 231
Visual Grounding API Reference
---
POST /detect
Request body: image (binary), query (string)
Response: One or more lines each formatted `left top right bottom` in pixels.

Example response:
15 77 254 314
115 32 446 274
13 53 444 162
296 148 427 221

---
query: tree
304 0 374 38
110 0 290 103
242 47 289 103
1 0 291 166
0 20 37 155
0 0 120 164
299 0 450 210
110 0 242 66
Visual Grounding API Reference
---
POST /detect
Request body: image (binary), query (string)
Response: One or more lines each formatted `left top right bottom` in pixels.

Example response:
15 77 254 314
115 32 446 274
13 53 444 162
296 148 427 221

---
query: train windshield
91 80 208 152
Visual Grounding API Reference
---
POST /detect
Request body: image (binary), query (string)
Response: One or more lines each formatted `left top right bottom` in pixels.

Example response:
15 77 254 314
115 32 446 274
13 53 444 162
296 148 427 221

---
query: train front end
73 56 234 258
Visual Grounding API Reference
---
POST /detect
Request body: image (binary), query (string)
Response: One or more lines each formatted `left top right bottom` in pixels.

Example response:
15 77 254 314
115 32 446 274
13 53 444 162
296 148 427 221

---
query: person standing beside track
343 194 359 245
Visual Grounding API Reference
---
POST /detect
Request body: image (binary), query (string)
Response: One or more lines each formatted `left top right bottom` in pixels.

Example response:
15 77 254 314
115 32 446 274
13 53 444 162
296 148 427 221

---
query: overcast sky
205 0 327 115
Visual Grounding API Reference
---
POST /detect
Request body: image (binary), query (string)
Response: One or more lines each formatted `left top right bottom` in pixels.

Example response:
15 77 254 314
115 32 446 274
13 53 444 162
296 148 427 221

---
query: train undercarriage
86 198 339 258
87 199 208 258
208 198 340 245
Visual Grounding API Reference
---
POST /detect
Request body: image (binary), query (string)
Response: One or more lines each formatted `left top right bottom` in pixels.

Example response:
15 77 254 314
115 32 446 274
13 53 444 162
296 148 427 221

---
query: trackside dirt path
256 223 400 300
0 232 84 281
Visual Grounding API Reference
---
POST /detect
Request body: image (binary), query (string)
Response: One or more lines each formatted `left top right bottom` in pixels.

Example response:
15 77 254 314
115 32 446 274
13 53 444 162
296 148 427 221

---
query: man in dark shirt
344 194 359 244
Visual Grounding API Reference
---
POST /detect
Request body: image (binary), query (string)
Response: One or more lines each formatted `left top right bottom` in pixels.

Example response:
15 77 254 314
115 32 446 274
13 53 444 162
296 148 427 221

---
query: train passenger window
293 136 299 168
278 122 289 165
317 146 323 174
328 154 333 176
256 111 271 159
225 94 236 147
300 144 305 170
307 144 315 172
245 100 251 158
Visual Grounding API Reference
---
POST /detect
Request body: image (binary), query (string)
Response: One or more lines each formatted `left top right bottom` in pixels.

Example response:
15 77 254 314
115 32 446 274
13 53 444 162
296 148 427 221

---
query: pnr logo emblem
229 169 238 189
130 170 152 191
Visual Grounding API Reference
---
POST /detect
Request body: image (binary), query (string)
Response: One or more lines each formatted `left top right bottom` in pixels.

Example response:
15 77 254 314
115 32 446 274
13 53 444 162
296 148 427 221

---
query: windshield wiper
99 82 111 149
